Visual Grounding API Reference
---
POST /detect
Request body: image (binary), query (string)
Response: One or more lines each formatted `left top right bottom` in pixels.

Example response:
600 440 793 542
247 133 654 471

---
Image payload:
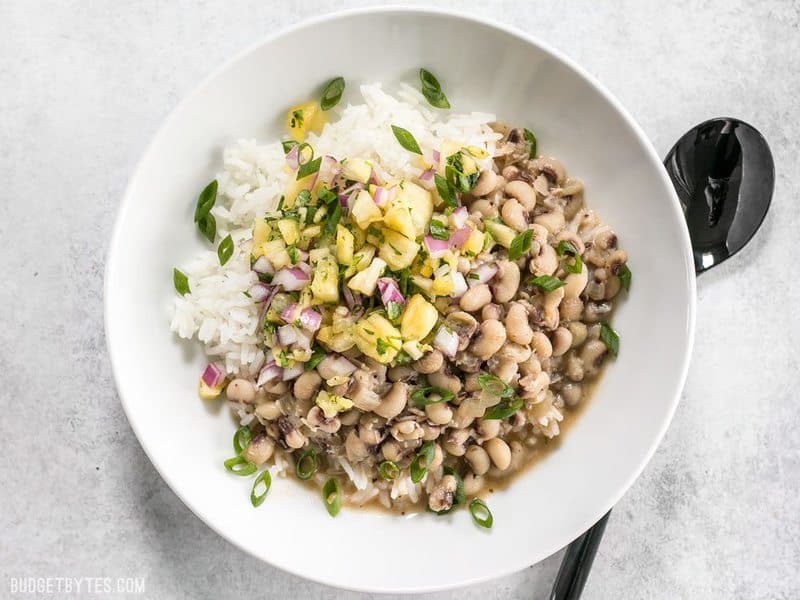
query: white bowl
105 7 695 594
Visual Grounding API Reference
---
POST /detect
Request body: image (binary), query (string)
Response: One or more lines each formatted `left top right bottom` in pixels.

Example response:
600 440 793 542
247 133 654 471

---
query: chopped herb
305 204 318 224
393 350 412 365
257 272 273 283
194 180 218 222
508 229 534 260
281 139 298 154
530 275 565 292
429 219 450 240
411 386 455 406
398 269 410 297
287 245 299 264
410 441 436 483
419 68 451 109
323 201 341 237
320 76 345 111
217 234 234 266
250 470 271 507
197 213 216 243
277 351 289 368
233 426 251 455
322 478 342 517
477 374 514 398
317 187 338 205
290 109 304 129
467 272 480 280
618 264 632 291
523 128 537 159
483 397 524 420
434 173 458 209
376 338 391 355
223 456 256 476
469 498 493 528
386 301 403 322
297 156 322 180
391 125 422 155
556 240 583 274
295 189 311 206
276 195 285 211
173 268 190 296
306 348 326 371
379 460 400 481
600 322 619 357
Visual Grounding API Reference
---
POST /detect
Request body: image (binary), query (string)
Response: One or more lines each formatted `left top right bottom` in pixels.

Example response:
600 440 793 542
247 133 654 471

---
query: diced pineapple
298 225 322 250
286 101 327 142
379 229 420 271
309 247 331 263
484 221 517 249
442 250 459 271
459 152 479 176
253 220 270 249
402 340 426 361
393 181 432 237
353 314 402 363
400 294 438 340
432 275 454 296
198 378 224 400
438 140 461 171
411 275 434 297
277 219 300 245
351 189 383 229
336 225 355 265
315 390 355 418
420 262 434 277
254 239 286 263
383 204 417 239
342 158 372 184
271 249 292 269
344 245 376 278
347 257 387 296
465 145 489 159
461 227 485 255
283 171 317 207
310 255 339 303
316 325 356 352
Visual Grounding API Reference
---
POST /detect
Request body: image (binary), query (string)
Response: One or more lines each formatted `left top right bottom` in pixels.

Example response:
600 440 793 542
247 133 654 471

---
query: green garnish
467 272 479 280
430 466 465 515
477 374 514 398
379 460 400 481
295 189 312 206
281 139 298 154
290 109 304 128
197 213 216 243
411 386 455 406
250 470 271 507
600 322 619 357
317 187 338 205
508 229 534 260
410 441 436 483
386 301 403 322
434 173 458 209
618 264 632 291
287 245 299 264
232 426 251 455
530 275 565 292
297 156 322 180
323 201 341 237
556 240 583 274
296 448 318 480
276 351 289 368
483 397 524 420
469 498 493 528
306 348 326 371
322 478 342 517
398 268 411 297
217 234 234 266
391 125 422 155
223 456 257 476
376 338 389 355
320 76 345 111
429 219 450 240
194 180 218 222
523 128 537 159
419 68 451 109
173 268 190 296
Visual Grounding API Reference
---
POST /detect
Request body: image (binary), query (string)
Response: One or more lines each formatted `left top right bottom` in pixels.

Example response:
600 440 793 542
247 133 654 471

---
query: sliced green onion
322 478 342 517
411 386 455 406
197 213 216 243
320 76 345 111
287 245 299 264
434 173 457 209
194 180 218 222
305 348 326 371
316 187 338 205
410 441 436 483
530 275 565 292
296 448 318 480
469 498 493 528
251 469 272 507
173 268 190 296
223 456 256 476
477 374 514 398
323 201 341 237
281 139 298 154
429 219 450 240
233 426 251 456
431 466 465 515
217 234 234 266
556 240 583 274
379 460 400 481
523 128 537 159
600 322 619 357
508 229 534 260
419 69 451 109
297 156 321 181
483 397 524 420
618 264 632 291
391 125 422 155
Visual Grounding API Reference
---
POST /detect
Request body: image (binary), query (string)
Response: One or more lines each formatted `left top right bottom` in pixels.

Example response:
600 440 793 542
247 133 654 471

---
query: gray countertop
2 1 798 598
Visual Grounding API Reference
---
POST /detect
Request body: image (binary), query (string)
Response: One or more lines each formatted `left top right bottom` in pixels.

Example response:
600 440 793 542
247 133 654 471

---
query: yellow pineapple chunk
286 101 327 142
461 227 485 255
315 390 354 418
277 219 300 245
351 189 383 229
253 239 285 263
393 181 432 237
252 220 270 249
432 275 454 296
347 257 387 296
336 225 355 265
198 379 224 400
400 294 438 340
342 158 372 184
353 314 402 363
379 229 420 271
316 325 356 352
383 204 417 239
310 255 339 303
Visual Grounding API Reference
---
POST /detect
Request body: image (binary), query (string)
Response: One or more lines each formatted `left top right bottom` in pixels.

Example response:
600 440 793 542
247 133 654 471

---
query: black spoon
550 118 774 600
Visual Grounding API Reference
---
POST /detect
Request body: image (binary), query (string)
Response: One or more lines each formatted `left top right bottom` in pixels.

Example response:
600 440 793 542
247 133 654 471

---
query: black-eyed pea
425 402 453 426
443 428 470 456
501 198 528 231
581 340 608 375
465 445 491 476
531 331 553 360
485 438 512 470
497 342 532 364
427 370 462 394
565 352 585 382
471 169 498 197
567 322 588 347
491 260 520 303
505 302 533 345
242 434 274 466
560 296 584 322
414 350 443 374
560 382 583 407
476 418 501 441
226 378 256 403
469 319 507 360
563 265 589 298
463 472 485 496
470 199 498 218
460 284 493 312
421 423 441 441
255 400 282 421
492 357 518 384
542 287 565 330
551 327 573 356
373 382 409 420
531 243 559 276
481 303 503 321
534 209 566 234
292 371 322 402
429 443 444 469
519 355 542 377
504 179 537 211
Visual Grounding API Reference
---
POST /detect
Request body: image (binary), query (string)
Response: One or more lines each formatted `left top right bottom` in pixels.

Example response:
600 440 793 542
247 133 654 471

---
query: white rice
170 83 499 377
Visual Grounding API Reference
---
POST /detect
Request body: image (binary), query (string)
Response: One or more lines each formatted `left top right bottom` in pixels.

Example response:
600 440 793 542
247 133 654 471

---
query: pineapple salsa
172 73 630 522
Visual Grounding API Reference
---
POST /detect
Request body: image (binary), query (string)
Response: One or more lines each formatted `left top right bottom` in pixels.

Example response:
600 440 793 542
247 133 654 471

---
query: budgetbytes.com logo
7 577 146 595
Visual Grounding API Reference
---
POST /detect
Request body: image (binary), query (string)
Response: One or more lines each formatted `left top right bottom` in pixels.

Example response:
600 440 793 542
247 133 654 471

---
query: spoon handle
549 511 611 600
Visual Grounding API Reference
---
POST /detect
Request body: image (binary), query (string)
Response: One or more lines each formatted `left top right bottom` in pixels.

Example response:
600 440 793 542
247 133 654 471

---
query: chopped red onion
377 277 405 306
295 262 311 275
256 286 278 326
277 324 300 346
321 355 357 377
294 330 312 351
448 226 471 249
342 285 361 310
281 363 304 381
424 235 450 259
256 363 282 388
272 267 310 291
285 144 299 170
249 283 273 303
468 264 498 287
281 303 300 323
450 272 468 298
342 181 365 196
369 169 385 186
252 255 274 275
418 169 435 191
201 363 225 388
339 194 349 207
299 308 322 332
432 149 441 166
450 207 469 229
318 155 340 184
433 326 459 358
372 186 390 207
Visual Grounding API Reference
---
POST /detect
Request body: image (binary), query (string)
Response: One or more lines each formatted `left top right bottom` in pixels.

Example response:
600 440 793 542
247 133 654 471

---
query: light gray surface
1 1 798 598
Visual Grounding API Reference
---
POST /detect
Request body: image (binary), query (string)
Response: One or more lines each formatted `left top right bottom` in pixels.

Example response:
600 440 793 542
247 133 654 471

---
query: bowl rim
104 4 697 593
